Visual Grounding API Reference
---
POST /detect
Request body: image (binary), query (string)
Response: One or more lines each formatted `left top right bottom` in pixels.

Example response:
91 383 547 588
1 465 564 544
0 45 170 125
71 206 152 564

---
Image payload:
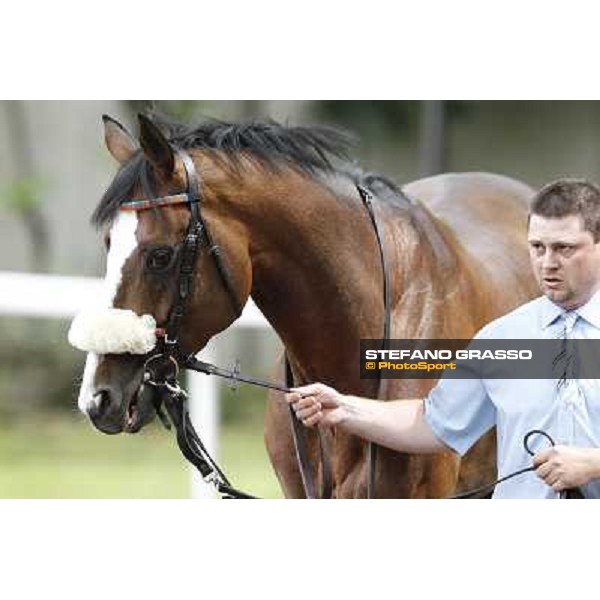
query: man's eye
145 246 176 273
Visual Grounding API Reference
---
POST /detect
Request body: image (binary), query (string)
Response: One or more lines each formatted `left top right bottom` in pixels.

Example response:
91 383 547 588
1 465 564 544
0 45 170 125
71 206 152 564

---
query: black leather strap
162 387 256 499
176 148 201 218
164 220 204 347
177 148 243 319
280 183 391 500
453 429 584 499
202 222 244 318
285 357 334 499
357 182 393 499
140 161 156 201
163 150 204 347
157 149 242 357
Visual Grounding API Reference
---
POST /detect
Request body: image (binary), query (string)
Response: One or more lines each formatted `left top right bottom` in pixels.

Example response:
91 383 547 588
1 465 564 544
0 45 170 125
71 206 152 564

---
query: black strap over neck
279 182 392 500
357 182 393 499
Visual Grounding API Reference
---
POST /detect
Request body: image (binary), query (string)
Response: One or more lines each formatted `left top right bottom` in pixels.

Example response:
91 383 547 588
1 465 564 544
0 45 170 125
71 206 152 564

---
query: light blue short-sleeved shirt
424 289 600 499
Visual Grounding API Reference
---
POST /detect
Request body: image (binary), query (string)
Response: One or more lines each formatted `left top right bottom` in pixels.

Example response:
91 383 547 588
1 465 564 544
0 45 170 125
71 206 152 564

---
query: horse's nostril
86 386 124 435
89 389 111 418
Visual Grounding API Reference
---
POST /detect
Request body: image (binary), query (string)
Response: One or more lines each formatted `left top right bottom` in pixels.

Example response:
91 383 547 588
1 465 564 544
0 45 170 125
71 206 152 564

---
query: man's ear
102 115 139 164
138 113 175 176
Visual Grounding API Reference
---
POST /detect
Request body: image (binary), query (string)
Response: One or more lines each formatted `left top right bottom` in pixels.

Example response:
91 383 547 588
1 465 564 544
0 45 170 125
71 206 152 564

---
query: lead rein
159 379 257 499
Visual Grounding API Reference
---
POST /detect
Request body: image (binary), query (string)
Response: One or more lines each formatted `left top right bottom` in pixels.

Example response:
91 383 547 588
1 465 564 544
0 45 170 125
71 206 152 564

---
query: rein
152 379 256 499
452 430 583 499
156 352 586 499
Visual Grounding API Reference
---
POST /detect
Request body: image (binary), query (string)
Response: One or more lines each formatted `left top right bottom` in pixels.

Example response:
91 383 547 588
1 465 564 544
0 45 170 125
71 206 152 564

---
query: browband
120 193 197 212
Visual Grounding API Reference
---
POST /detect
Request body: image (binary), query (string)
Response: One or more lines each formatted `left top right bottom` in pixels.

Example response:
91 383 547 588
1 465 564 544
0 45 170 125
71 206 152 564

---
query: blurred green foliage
0 177 46 212
317 100 470 138
318 100 419 136
0 318 81 421
126 100 207 120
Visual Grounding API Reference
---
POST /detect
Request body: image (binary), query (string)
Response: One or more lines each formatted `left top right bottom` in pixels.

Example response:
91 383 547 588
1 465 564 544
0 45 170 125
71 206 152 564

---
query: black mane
93 114 355 227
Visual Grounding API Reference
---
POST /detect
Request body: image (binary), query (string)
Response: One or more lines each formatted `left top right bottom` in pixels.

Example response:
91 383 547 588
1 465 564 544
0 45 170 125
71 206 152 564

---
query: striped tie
563 311 578 337
553 311 579 387
554 311 585 499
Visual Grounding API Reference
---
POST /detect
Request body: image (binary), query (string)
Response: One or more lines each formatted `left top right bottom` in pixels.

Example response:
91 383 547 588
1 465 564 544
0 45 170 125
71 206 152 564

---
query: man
286 178 600 498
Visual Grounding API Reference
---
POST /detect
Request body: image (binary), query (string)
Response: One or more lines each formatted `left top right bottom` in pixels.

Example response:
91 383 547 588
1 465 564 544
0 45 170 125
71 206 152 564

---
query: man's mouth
543 276 563 289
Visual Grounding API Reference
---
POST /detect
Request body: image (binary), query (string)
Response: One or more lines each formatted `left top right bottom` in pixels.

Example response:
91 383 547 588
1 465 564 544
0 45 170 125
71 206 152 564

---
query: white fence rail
0 270 271 498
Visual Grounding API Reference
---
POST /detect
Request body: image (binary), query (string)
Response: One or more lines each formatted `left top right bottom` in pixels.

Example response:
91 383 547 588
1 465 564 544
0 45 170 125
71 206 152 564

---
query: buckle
164 333 178 345
164 380 186 397
143 353 180 386
203 470 220 486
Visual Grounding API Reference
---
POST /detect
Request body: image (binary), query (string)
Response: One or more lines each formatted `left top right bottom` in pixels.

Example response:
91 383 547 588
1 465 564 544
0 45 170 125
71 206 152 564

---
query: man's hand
533 446 600 491
285 383 347 428
285 384 445 454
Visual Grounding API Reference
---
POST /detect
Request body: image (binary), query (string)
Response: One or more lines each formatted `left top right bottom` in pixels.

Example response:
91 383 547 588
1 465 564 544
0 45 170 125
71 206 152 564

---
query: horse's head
71 114 251 434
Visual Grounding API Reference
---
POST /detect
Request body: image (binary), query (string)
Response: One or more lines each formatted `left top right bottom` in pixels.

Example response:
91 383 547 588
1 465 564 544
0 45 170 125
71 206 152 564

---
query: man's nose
541 249 559 270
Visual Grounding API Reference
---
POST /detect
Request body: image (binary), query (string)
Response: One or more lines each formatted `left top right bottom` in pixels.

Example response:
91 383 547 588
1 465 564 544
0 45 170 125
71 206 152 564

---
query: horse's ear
102 115 139 164
138 113 175 177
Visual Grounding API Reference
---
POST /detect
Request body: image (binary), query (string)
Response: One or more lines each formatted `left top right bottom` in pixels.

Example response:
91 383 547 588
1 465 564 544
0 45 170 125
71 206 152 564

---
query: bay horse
72 112 538 498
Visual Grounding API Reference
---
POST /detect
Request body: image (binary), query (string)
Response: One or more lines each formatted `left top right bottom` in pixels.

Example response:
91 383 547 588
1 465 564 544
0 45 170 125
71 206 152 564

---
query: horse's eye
145 246 176 273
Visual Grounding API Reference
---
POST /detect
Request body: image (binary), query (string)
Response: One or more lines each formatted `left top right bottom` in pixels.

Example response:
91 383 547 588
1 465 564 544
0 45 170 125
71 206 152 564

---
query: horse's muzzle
86 382 158 434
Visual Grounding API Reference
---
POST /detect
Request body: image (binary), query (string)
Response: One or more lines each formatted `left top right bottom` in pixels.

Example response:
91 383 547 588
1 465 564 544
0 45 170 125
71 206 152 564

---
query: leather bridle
122 149 243 385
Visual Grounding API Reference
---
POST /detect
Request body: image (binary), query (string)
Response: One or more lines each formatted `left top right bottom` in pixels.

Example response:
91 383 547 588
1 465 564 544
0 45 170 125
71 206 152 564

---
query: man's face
528 214 600 309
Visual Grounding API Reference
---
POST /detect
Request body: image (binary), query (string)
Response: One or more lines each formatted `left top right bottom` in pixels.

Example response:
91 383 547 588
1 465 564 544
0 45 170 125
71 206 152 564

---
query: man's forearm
336 396 450 454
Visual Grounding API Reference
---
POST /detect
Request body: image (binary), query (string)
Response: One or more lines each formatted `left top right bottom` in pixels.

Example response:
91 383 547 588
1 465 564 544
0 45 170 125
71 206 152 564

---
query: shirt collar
539 295 565 330
575 288 600 330
540 288 600 330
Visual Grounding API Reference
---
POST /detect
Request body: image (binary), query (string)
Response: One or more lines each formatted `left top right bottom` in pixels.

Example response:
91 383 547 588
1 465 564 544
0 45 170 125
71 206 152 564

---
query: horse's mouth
123 384 156 433
124 386 142 433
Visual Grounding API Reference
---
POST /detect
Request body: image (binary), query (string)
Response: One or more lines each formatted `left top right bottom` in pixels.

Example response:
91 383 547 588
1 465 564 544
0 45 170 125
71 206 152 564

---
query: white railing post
187 340 219 499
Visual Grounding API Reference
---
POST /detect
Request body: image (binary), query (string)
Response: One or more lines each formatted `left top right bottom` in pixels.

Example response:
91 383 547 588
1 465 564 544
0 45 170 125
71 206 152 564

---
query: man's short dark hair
530 178 600 242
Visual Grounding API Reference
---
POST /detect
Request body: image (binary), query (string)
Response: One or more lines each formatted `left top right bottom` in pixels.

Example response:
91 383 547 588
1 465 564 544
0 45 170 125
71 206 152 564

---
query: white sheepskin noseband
68 308 158 355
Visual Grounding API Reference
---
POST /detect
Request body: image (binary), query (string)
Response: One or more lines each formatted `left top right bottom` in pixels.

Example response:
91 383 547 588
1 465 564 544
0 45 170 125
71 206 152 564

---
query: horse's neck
241 173 384 392
234 171 472 391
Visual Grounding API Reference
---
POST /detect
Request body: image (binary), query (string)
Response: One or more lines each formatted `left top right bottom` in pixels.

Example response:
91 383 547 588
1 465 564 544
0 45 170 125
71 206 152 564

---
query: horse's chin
122 383 158 434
